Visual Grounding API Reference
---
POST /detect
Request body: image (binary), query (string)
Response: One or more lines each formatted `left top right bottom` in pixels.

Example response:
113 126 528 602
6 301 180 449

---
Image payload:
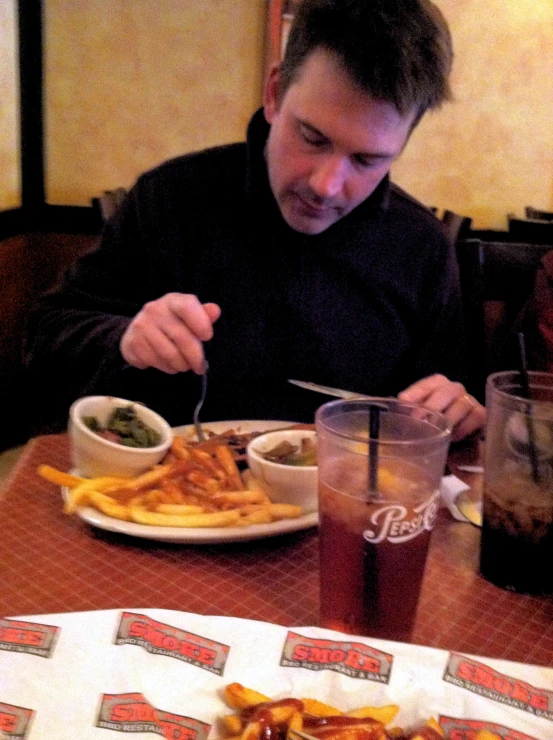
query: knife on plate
288 379 367 400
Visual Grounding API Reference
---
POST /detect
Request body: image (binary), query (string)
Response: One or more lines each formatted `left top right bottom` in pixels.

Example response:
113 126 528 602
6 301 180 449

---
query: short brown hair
278 0 453 119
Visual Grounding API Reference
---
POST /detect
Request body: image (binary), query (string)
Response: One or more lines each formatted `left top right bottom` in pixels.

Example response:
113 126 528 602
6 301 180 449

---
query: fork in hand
193 359 209 442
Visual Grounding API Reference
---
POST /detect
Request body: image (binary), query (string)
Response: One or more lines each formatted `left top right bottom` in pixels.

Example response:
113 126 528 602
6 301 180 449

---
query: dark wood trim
0 209 25 240
265 0 285 82
40 205 103 234
18 0 45 220
0 206 102 241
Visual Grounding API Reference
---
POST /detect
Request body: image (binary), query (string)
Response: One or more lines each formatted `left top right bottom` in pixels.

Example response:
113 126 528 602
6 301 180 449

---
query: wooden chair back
507 215 553 244
442 209 472 248
525 206 553 222
455 238 553 400
0 233 99 451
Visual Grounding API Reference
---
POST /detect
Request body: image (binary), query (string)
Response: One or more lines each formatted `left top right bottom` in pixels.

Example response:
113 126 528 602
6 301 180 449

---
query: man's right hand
120 293 221 375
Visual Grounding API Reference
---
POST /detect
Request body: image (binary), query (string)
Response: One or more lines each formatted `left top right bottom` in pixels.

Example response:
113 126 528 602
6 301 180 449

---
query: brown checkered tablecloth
1 434 552 666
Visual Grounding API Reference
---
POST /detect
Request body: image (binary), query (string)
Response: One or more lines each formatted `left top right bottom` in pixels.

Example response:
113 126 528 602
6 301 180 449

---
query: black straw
518 332 540 484
368 404 380 495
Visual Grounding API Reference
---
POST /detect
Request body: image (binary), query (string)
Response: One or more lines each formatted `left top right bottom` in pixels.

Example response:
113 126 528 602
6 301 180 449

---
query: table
1 434 553 667
0 443 24 483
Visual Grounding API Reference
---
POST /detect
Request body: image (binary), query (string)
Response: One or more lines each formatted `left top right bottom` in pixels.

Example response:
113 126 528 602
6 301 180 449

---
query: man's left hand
398 374 486 442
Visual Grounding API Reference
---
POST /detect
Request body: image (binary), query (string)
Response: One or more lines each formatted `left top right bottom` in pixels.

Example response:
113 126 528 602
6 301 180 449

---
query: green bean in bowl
261 437 317 466
69 396 173 478
83 405 162 448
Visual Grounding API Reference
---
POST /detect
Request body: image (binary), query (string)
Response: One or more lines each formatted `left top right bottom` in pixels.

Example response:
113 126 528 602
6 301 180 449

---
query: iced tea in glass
316 399 451 642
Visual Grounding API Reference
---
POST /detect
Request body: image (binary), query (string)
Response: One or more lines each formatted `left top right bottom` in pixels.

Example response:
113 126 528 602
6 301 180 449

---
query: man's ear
263 65 281 124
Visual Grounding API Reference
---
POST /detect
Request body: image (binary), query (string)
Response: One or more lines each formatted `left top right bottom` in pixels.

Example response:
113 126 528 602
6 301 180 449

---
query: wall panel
392 0 553 228
44 0 265 205
0 0 20 210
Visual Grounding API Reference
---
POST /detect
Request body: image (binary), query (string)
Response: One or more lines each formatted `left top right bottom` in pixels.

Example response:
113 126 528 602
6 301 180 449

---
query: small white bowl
246 429 318 512
68 396 173 478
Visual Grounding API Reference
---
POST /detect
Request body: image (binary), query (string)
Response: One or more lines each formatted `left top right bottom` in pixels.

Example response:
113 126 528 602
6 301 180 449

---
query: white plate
62 420 319 544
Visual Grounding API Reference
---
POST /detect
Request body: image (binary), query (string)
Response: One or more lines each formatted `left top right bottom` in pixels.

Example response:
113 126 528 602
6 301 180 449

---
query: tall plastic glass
315 398 451 641
480 371 553 594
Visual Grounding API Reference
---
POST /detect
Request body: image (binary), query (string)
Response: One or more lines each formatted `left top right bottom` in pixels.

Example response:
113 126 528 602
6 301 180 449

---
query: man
26 0 485 441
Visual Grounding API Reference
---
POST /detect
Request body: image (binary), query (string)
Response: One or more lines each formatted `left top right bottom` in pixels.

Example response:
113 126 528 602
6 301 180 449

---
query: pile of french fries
37 437 302 529
220 683 501 740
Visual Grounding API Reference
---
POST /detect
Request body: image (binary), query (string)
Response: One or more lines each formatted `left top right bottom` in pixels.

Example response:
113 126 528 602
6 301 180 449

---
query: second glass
315 398 451 642
480 371 553 594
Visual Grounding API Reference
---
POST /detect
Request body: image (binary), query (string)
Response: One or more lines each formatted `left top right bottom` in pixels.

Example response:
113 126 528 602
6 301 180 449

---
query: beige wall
44 0 553 229
44 0 266 205
393 0 553 228
0 0 20 210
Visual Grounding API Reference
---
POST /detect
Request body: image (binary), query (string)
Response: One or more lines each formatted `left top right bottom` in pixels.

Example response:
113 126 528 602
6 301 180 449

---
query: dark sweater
25 110 465 432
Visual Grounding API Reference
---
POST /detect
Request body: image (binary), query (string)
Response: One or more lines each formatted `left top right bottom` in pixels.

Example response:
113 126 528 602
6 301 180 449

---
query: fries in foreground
220 682 432 740
37 437 303 529
220 683 501 740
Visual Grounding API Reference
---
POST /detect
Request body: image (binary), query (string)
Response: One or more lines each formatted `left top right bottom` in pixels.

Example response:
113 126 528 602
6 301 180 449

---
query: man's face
264 48 417 235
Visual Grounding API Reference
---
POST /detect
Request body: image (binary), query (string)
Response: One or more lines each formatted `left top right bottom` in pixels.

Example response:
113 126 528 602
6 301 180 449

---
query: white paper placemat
1 609 552 739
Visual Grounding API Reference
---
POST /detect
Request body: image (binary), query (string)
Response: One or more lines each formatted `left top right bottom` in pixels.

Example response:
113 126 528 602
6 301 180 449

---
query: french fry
64 476 132 514
64 486 91 513
190 447 227 480
224 683 271 710
266 503 303 520
241 721 262 740
220 684 445 740
87 491 130 521
140 490 166 506
236 507 273 526
123 464 173 491
286 710 303 740
221 715 243 736
39 435 306 530
128 507 241 528
170 436 192 461
159 479 187 502
426 717 444 737
239 475 273 504
126 493 150 508
410 716 445 739
346 705 399 725
214 445 243 490
37 464 84 489
212 490 269 507
186 468 222 492
263 704 302 725
302 698 342 717
156 503 207 515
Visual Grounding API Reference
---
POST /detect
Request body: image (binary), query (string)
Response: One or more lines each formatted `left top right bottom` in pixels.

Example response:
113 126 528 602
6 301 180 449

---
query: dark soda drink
480 371 553 594
318 459 439 641
480 475 553 594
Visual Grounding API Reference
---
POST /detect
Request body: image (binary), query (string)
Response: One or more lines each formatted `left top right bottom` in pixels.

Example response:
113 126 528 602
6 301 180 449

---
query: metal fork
193 359 209 442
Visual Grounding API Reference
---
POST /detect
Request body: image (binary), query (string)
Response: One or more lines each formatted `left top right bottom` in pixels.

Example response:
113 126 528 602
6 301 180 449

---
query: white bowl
246 429 318 512
68 396 173 478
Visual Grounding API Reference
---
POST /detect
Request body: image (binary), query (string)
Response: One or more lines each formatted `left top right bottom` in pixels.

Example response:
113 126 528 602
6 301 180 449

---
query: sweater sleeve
24 182 166 433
